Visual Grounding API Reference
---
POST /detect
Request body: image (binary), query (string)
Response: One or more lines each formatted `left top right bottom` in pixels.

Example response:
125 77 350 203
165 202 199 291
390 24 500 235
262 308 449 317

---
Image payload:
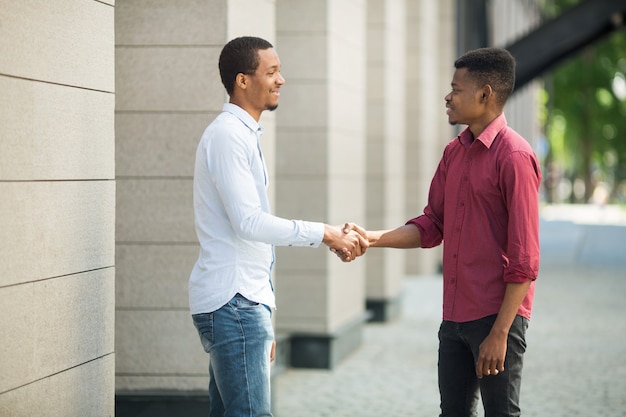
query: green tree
542 1 626 203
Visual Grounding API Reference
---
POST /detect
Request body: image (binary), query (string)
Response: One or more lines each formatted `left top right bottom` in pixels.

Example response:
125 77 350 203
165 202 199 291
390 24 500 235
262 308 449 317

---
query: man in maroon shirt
347 48 541 416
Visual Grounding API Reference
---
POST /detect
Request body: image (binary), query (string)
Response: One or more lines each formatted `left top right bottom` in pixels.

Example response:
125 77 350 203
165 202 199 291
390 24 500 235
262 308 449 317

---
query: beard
267 104 279 112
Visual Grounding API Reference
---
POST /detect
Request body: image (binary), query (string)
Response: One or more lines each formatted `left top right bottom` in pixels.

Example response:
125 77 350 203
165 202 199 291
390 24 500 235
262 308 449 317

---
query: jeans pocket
230 293 261 310
192 313 214 353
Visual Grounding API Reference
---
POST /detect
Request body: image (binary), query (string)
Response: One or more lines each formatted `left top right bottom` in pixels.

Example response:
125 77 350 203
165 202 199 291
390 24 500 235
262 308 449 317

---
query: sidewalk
273 207 626 417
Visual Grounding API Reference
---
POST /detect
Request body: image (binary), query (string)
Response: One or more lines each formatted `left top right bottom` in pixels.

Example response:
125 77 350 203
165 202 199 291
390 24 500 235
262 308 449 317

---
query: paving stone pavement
273 214 626 417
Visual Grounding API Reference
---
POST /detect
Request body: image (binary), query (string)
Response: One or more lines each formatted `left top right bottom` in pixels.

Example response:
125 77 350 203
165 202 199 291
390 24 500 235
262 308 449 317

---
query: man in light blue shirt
189 36 367 417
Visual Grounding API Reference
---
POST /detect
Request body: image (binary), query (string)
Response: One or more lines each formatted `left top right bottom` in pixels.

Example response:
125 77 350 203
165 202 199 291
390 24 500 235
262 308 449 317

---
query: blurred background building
1 1 624 416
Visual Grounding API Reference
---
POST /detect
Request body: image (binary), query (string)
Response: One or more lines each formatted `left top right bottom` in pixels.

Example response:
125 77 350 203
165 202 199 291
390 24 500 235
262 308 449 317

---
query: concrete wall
114 0 224 393
273 0 368 368
114 0 279 394
1 0 517 414
0 1 115 416
405 0 455 274
364 0 408 320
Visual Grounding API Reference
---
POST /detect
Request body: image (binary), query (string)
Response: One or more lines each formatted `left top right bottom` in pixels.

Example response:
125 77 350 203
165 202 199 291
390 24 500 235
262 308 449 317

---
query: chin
267 104 279 112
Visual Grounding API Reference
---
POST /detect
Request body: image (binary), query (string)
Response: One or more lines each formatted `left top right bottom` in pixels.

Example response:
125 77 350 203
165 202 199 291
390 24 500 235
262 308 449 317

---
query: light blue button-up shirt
189 103 325 314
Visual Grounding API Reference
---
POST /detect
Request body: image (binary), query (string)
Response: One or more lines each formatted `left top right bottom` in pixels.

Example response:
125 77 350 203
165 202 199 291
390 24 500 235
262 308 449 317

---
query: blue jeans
192 294 274 417
438 315 528 417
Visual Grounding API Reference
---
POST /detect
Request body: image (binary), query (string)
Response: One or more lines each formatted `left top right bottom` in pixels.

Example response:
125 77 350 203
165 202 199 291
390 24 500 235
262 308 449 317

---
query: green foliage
541 0 626 202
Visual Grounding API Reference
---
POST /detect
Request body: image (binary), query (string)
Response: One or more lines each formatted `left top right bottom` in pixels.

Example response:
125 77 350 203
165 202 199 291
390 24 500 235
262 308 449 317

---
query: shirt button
309 243 314 246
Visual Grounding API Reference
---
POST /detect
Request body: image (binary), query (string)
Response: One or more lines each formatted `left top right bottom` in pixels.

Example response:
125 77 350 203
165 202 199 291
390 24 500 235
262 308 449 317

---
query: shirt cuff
307 221 325 248
405 215 441 248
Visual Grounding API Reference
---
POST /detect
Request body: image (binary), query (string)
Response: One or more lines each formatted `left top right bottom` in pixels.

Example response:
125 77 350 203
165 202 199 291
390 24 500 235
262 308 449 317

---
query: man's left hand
476 332 507 378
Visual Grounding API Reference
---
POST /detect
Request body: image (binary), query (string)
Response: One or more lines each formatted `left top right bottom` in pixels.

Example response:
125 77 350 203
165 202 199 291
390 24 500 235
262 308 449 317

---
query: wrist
489 323 511 338
322 224 338 245
365 230 379 247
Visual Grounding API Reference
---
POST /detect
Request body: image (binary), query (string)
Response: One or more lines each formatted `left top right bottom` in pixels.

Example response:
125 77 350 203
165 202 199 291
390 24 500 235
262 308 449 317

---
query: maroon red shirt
408 114 541 322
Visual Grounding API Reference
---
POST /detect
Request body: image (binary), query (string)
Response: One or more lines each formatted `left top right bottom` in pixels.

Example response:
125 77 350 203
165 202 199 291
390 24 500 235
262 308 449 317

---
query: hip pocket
192 313 213 353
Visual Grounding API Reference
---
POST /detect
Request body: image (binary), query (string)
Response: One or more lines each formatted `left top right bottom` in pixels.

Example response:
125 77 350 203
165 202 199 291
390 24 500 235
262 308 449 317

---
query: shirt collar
222 103 264 136
457 113 507 149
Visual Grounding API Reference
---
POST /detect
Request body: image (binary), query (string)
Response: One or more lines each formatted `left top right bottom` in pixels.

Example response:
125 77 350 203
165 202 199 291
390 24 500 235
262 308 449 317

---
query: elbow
233 220 256 241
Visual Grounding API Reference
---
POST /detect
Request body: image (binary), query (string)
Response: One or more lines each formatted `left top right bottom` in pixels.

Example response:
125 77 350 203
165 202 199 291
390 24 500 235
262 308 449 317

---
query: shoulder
197 116 253 162
492 126 537 168
496 128 541 179
499 126 533 152
203 112 251 143
443 135 462 154
492 126 539 170
207 111 244 134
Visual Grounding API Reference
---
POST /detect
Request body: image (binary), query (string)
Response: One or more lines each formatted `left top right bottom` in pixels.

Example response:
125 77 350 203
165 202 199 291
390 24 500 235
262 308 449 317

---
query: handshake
323 222 421 261
323 223 370 262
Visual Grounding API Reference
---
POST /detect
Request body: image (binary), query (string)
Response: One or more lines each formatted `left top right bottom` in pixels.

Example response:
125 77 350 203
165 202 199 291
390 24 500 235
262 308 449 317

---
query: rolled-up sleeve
500 151 542 283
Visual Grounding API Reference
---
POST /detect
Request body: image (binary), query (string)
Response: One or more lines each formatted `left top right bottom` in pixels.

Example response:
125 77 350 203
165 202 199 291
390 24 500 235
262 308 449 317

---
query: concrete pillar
364 0 408 322
0 1 115 416
405 0 455 275
114 0 278 414
114 0 221 395
274 0 368 369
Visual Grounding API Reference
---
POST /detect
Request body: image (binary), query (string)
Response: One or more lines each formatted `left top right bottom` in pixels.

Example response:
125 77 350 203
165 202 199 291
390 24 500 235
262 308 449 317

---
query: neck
229 97 261 122
468 110 502 138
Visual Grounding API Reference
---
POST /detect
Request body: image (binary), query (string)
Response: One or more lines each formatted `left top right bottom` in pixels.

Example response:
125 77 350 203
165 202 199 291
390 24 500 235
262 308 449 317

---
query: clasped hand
324 223 368 262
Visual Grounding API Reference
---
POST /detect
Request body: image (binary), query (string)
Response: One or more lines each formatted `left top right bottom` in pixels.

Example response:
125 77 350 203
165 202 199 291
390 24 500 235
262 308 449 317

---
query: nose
277 72 286 85
444 92 451 102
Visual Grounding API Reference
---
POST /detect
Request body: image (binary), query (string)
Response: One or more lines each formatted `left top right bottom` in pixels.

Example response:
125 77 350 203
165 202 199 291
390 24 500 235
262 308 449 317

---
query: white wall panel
0 269 114 393
116 113 210 177
115 310 207 376
0 77 114 181
116 0 226 45
0 0 114 91
115 47 223 112
116 179 195 243
0 181 115 287
116 245 198 308
0 355 114 417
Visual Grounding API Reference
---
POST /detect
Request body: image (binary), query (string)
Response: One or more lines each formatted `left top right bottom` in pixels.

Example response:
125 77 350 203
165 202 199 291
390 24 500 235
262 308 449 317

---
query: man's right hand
323 224 368 262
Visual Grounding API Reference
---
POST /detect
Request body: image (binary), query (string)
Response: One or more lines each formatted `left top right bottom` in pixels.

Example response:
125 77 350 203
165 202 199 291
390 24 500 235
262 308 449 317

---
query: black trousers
438 314 528 417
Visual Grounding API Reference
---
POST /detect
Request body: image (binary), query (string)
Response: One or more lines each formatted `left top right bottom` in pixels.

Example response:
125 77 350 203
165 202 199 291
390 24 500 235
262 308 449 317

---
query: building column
274 0 369 369
114 0 277 415
363 0 408 322
404 0 455 275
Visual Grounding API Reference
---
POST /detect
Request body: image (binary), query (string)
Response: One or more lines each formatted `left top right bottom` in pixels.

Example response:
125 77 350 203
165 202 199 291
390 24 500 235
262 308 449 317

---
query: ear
480 85 493 103
235 73 248 90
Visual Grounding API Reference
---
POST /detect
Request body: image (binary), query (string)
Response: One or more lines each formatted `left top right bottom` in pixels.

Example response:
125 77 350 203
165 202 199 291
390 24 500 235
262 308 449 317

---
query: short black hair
219 36 274 95
454 47 516 105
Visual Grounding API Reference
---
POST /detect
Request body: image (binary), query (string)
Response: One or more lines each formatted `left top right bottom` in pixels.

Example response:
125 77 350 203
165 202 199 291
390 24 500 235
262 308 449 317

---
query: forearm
236 212 324 247
367 224 422 249
490 280 532 336
476 280 532 378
